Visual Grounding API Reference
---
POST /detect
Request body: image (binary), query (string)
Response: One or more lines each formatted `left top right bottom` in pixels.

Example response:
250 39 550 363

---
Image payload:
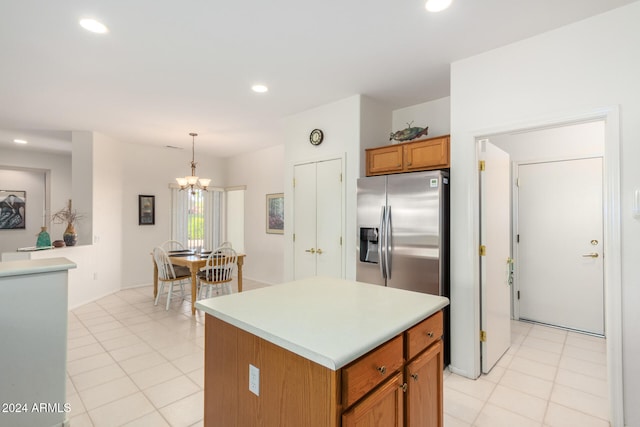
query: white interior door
293 163 317 279
479 140 512 373
316 159 343 278
517 158 604 334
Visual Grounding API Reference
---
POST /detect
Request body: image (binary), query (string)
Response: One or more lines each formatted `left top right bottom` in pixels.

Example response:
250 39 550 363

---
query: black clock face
310 129 323 145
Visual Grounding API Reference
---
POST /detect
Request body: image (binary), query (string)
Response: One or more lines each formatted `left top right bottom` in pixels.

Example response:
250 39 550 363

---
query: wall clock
309 129 324 146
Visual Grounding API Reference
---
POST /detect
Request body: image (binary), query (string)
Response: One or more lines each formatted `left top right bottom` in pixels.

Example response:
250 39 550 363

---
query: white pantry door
517 158 604 335
479 140 512 373
293 158 343 279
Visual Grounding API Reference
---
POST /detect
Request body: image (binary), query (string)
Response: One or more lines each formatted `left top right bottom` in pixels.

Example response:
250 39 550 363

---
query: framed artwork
0 190 26 229
266 193 284 234
138 195 155 225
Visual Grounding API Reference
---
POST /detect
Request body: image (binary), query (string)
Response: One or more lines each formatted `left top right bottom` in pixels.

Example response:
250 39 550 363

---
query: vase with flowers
52 199 82 247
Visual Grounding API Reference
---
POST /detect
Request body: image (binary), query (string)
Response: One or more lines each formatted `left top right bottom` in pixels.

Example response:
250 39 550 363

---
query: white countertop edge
195 288 449 371
201 300 448 370
0 257 77 278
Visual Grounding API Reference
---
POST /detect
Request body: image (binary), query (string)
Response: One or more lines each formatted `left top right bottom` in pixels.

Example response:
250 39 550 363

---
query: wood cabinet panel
342 372 404 427
405 340 444 427
405 310 443 360
204 315 340 427
366 145 404 176
342 335 404 407
365 135 450 176
404 137 449 171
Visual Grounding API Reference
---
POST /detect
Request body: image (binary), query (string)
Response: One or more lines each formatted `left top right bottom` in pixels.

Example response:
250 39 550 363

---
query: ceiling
0 0 636 157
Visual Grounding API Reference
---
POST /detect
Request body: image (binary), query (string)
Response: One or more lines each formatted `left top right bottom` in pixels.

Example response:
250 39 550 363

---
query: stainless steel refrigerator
357 170 450 363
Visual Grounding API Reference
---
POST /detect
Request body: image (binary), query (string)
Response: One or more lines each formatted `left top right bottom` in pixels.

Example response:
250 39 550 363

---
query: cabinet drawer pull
411 373 419 381
377 366 387 375
407 162 412 166
400 383 408 392
427 331 434 338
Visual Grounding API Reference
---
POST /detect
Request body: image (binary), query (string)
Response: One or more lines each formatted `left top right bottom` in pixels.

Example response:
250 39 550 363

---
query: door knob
582 253 599 258
316 248 323 255
305 248 316 254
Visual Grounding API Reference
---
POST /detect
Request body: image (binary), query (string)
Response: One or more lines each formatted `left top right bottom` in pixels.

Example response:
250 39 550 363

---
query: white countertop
0 257 77 278
195 276 449 370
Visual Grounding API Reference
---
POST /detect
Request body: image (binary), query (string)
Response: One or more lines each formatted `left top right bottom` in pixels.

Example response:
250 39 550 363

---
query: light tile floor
66 282 609 426
444 321 610 427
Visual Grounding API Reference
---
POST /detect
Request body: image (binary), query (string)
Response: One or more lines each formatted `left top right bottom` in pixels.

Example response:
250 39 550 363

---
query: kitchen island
195 276 449 427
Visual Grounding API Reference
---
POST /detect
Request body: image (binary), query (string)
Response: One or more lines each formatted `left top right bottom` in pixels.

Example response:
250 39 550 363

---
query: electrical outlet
249 364 259 396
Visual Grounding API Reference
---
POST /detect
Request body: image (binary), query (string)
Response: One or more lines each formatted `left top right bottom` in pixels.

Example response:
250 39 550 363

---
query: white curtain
171 187 222 251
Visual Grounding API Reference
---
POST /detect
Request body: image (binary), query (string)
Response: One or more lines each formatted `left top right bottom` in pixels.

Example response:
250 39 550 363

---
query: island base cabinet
405 340 444 427
204 315 340 427
342 372 404 427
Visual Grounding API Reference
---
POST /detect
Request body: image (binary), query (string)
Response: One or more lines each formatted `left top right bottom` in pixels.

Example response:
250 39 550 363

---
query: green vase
36 226 52 248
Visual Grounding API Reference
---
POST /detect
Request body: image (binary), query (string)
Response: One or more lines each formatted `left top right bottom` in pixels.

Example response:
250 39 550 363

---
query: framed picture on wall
0 190 26 229
266 193 284 234
138 195 155 225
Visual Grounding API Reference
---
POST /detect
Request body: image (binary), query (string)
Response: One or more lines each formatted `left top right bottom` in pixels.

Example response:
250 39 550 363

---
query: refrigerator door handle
385 205 392 279
379 206 386 279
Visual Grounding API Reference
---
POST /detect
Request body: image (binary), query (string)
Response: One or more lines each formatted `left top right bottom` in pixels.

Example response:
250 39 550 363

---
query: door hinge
480 330 487 342
517 290 520 300
340 173 343 182
339 236 342 246
293 178 296 188
479 245 486 256
516 177 520 187
516 234 520 243
479 160 486 171
293 233 296 242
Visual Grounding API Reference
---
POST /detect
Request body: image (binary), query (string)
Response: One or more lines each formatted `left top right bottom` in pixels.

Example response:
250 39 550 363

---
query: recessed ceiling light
425 0 452 12
13 139 27 144
80 18 109 34
251 84 268 93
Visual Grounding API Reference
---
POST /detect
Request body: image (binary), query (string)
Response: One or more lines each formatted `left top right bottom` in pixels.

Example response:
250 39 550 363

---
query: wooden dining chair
197 247 237 299
153 246 191 310
159 240 191 277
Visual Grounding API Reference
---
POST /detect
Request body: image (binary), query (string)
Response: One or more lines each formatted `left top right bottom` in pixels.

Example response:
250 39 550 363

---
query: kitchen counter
195 276 449 370
0 257 76 427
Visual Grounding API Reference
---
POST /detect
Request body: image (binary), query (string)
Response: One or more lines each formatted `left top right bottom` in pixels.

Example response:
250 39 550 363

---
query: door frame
511 154 604 325
469 106 622 425
291 154 347 279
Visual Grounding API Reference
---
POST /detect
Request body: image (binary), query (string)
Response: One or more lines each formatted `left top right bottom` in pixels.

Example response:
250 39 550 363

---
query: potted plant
52 199 82 246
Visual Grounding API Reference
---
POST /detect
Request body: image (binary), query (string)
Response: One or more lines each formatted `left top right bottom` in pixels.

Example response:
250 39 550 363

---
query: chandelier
176 132 211 194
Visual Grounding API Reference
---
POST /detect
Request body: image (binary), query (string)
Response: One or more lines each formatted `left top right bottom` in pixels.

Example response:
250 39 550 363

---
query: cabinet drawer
405 311 443 360
342 335 404 407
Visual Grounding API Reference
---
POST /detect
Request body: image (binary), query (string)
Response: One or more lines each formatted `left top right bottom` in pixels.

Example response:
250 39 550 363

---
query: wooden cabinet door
367 145 404 176
404 137 449 171
342 372 404 427
405 340 444 427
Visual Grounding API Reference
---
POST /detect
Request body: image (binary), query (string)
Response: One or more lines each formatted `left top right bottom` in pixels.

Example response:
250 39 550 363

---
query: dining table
152 251 246 315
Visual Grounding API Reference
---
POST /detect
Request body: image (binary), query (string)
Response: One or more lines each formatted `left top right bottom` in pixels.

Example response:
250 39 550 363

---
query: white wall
0 147 72 250
0 169 45 250
226 144 285 284
392 96 451 139
490 120 604 161
450 3 640 425
119 142 228 288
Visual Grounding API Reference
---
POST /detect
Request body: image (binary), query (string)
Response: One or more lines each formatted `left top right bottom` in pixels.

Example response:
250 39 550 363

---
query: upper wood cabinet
366 135 450 176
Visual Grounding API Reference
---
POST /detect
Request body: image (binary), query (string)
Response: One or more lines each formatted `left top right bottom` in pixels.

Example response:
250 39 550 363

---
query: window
170 188 222 251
